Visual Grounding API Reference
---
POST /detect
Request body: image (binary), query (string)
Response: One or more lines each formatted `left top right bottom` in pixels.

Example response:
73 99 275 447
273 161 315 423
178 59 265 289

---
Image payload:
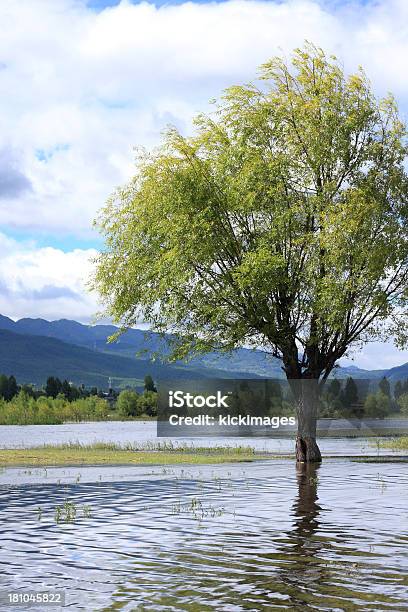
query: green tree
267 380 283 414
45 376 62 399
20 384 36 398
0 374 19 401
378 376 391 397
0 374 9 400
394 380 403 399
364 391 391 418
327 379 341 398
70 385 81 401
61 379 72 400
93 44 408 462
144 374 157 393
137 390 158 416
8 375 18 400
341 377 359 409
375 392 392 418
364 393 378 417
398 392 408 415
116 389 141 417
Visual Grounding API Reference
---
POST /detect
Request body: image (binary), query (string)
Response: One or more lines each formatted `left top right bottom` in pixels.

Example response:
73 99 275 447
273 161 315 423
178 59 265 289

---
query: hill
0 314 407 382
0 314 286 377
0 328 255 388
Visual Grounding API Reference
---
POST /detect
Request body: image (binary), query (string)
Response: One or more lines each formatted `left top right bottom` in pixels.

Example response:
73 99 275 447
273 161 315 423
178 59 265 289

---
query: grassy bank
376 436 408 451
0 442 268 466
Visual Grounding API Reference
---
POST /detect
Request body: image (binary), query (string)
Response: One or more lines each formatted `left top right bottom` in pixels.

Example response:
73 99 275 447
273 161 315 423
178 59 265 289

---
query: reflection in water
281 463 324 602
0 461 407 611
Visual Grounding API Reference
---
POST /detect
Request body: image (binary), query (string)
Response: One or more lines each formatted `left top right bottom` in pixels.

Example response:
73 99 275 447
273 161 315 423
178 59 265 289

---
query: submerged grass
0 441 269 466
37 440 257 453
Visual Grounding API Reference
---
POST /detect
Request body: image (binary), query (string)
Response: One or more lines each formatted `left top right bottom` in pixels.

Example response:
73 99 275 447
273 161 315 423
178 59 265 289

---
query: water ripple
0 460 407 610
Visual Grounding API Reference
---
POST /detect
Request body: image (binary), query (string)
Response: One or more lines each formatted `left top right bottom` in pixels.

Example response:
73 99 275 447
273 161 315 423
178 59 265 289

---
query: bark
295 435 322 463
294 380 322 463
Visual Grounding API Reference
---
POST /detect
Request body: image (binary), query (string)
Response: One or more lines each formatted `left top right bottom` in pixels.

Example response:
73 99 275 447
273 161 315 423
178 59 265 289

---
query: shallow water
0 459 407 610
0 420 404 456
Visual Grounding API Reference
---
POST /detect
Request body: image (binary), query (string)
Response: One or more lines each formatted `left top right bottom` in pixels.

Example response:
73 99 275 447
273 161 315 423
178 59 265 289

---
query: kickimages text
168 415 296 428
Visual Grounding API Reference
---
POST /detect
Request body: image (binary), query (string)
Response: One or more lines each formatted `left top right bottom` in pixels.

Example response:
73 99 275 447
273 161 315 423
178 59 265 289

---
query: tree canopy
93 44 408 384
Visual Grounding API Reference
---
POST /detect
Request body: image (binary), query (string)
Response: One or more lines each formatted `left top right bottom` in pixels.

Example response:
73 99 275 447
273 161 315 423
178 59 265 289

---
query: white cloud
0 0 407 368
340 341 408 372
0 232 98 321
0 0 408 236
0 226 407 369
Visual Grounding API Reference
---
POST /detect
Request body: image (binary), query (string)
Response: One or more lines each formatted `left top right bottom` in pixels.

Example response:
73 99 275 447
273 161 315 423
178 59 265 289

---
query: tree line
205 376 408 420
320 376 408 419
0 373 158 423
0 374 157 401
0 374 98 402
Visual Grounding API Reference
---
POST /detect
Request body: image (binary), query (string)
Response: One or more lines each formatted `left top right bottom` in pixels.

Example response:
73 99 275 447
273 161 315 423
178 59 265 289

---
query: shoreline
0 445 267 467
0 446 407 467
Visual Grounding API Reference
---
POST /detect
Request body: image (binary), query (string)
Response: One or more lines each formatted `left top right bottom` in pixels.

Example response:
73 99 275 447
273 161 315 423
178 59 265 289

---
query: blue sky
0 0 407 369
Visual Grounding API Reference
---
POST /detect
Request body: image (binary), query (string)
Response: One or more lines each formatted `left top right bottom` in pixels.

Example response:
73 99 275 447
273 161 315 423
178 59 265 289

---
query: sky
0 0 408 369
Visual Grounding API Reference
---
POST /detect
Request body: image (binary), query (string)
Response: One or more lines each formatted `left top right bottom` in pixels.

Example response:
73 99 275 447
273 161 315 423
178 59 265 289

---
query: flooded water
0 422 407 609
0 459 407 610
0 420 403 456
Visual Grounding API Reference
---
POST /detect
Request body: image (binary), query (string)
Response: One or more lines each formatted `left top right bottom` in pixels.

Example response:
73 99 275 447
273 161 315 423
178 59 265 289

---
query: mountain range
0 314 407 388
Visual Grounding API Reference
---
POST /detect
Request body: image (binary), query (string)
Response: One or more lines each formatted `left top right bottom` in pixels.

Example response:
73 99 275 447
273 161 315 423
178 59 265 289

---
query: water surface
0 460 407 610
0 421 403 456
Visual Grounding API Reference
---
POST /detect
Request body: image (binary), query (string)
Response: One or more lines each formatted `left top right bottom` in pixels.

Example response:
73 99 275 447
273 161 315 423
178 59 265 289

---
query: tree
398 392 408 415
116 389 141 417
0 374 9 400
20 384 36 398
0 374 19 401
45 376 62 399
144 374 157 393
8 376 18 400
378 376 391 398
327 379 341 398
341 377 359 409
61 379 72 400
364 393 378 418
267 380 283 414
376 392 392 417
364 391 391 418
137 390 158 416
394 380 403 399
93 44 408 462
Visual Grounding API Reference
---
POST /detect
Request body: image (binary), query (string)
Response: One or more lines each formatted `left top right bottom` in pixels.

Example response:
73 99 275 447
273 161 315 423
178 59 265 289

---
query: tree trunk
294 380 322 463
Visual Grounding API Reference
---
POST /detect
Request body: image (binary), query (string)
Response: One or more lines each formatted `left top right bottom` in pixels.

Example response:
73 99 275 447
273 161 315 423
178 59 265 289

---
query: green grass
375 436 408 451
1 442 405 466
0 441 270 466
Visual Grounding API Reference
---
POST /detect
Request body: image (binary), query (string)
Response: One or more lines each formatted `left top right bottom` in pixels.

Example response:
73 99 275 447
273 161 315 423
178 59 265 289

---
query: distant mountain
0 314 287 378
381 361 408 382
0 328 256 388
0 314 407 382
